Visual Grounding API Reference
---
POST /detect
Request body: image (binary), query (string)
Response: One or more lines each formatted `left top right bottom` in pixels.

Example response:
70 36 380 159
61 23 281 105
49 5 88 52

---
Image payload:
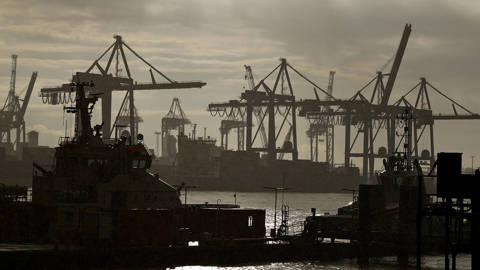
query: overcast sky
1 0 479 168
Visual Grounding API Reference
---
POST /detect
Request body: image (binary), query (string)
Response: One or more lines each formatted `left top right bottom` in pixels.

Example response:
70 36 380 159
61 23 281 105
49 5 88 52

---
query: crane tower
1 55 37 158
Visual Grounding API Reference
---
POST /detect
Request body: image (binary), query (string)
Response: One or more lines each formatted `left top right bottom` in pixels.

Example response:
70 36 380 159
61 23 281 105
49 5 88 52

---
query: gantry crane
325 71 335 167
111 91 142 140
216 66 263 151
304 24 480 178
210 24 480 180
219 106 246 150
307 71 335 166
0 55 37 157
162 98 190 158
40 35 206 143
209 58 335 161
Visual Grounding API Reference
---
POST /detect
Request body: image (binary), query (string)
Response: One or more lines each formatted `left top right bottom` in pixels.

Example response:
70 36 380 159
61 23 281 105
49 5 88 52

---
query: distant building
27 130 39 147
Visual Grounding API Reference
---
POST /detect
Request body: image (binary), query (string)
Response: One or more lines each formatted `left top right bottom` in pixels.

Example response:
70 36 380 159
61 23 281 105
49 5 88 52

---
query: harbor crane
40 35 206 143
307 71 335 165
209 58 335 161
211 24 480 179
244 65 268 149
220 105 246 151
162 98 190 158
111 93 142 140
0 55 37 157
305 24 480 178
217 66 265 151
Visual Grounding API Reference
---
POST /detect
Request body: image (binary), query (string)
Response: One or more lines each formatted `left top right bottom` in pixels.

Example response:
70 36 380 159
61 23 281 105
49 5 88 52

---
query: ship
1 80 265 246
0 131 55 187
151 133 363 192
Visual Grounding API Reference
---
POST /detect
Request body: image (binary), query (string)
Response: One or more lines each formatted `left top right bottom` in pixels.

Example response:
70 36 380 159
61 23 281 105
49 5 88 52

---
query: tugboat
27 81 265 247
302 108 426 242
32 81 181 243
335 151 421 217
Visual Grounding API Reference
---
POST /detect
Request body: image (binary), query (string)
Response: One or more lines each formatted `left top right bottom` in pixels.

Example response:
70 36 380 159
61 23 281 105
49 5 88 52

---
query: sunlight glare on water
171 191 471 270
185 191 352 233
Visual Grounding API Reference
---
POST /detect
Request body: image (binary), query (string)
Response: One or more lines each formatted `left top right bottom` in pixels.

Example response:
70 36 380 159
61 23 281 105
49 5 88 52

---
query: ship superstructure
32 81 181 241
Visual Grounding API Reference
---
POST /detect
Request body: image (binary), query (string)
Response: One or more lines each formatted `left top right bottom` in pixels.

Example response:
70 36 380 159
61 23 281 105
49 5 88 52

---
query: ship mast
66 81 97 145
398 107 414 171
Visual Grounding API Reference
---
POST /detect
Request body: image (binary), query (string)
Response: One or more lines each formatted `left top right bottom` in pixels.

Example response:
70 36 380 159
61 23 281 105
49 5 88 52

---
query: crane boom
327 71 335 99
9 55 17 94
245 65 256 90
40 73 205 94
381 24 411 106
39 35 206 142
2 55 18 112
244 65 268 148
17 72 37 123
326 71 335 167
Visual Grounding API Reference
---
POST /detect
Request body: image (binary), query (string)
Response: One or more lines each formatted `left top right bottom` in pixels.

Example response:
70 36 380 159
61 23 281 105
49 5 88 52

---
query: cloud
1 0 479 166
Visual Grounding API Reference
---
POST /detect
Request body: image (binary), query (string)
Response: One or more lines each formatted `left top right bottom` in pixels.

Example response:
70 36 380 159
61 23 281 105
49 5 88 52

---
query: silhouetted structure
162 98 190 159
307 70 335 165
40 35 206 143
417 153 477 270
0 55 37 159
33 81 181 243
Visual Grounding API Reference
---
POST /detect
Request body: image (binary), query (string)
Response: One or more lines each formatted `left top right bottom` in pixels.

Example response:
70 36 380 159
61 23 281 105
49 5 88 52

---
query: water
186 191 352 234
173 191 471 270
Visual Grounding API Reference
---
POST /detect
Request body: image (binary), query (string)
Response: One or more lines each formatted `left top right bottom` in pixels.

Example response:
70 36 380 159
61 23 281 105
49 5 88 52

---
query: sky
1 0 480 168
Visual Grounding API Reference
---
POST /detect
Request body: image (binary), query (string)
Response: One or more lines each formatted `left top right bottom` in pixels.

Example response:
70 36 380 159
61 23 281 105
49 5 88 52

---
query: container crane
219 106 246 151
162 98 190 158
210 58 334 161
111 91 142 140
381 24 411 106
40 35 206 143
307 71 335 166
0 55 37 157
304 24 480 179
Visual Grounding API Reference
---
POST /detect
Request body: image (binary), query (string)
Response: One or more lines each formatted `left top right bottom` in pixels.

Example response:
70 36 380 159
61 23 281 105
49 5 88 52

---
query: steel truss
209 58 335 161
40 35 205 143
162 98 190 158
1 55 37 156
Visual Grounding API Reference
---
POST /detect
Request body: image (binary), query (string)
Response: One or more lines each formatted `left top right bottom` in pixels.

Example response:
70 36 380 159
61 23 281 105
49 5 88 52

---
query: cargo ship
151 133 363 192
0 131 55 187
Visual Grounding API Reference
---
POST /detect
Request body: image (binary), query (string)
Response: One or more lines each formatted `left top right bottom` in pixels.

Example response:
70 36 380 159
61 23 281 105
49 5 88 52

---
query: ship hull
151 157 363 193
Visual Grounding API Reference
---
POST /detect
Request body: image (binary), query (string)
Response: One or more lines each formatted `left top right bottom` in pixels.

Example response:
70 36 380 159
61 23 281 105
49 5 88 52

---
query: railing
58 136 72 145
288 221 305 236
102 138 117 145
0 185 29 202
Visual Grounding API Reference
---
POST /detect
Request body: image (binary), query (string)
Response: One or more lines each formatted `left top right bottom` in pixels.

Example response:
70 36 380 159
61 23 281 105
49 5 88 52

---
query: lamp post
216 199 222 237
264 186 289 237
174 182 198 205
174 182 198 228
471 155 475 173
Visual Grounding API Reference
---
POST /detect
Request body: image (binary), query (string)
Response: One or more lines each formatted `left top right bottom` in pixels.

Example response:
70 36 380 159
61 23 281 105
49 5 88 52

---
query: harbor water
171 191 471 270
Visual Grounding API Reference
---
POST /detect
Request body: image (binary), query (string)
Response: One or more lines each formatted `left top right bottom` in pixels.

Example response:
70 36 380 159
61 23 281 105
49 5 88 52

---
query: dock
0 241 402 269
